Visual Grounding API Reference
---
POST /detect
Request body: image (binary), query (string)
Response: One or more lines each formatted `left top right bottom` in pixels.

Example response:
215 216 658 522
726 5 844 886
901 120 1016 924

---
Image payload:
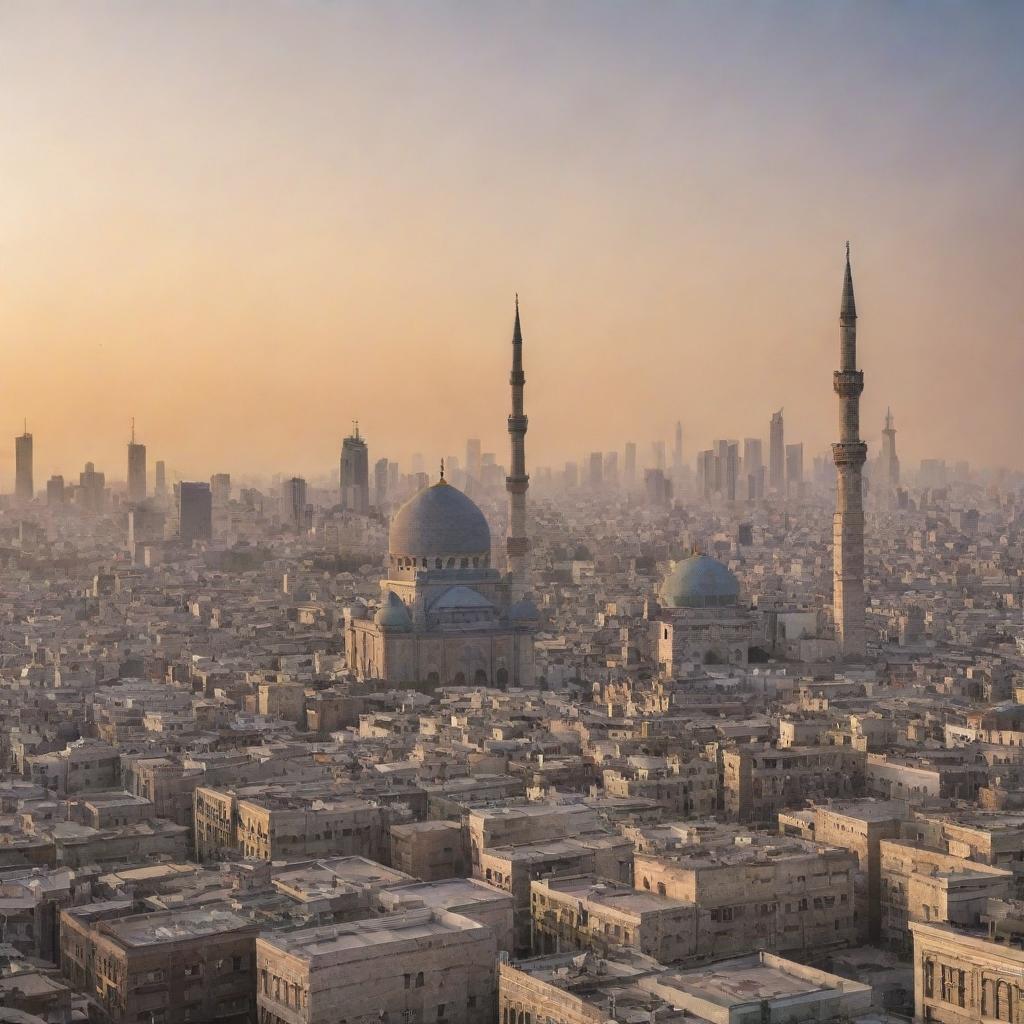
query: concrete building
340 424 369 513
832 244 868 659
61 904 257 1024
15 427 33 503
255 909 497 1024
179 481 213 543
283 476 308 532
390 820 468 881
769 410 784 493
127 422 146 502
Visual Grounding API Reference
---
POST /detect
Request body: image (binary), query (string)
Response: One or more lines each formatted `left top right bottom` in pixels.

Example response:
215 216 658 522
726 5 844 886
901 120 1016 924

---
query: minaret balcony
832 441 867 467
833 370 864 398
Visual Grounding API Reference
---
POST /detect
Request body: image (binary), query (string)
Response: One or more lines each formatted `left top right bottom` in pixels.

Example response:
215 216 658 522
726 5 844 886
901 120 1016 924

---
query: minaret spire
506 295 530 592
832 243 867 659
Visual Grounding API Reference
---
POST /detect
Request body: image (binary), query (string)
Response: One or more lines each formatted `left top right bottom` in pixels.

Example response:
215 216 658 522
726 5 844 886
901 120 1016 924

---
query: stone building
255 909 497 1024
345 478 537 687
389 820 468 881
60 904 257 1024
647 554 760 671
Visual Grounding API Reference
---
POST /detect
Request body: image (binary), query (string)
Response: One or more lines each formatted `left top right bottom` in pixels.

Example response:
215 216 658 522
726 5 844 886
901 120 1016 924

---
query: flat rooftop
663 958 831 1007
102 906 252 946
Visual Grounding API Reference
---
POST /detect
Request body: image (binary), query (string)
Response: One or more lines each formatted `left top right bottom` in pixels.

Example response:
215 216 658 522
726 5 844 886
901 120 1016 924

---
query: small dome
431 586 495 611
659 554 740 608
389 480 490 559
374 591 413 631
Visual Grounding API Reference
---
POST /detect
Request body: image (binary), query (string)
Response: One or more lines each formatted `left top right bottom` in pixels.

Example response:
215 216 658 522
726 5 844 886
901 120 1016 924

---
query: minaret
880 408 900 496
832 243 868 659
506 295 530 591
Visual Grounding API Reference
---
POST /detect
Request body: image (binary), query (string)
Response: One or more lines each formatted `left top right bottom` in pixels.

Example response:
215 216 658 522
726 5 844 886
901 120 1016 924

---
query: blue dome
390 480 491 558
374 591 413 631
509 597 540 622
659 554 740 608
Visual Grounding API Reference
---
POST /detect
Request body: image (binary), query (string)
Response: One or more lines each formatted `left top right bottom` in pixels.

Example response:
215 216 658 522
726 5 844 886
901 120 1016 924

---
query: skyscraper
785 442 804 497
832 244 867 660
374 457 390 506
624 442 637 489
769 410 784 493
673 421 683 471
879 408 900 500
506 297 530 590
340 424 369 513
179 482 213 544
588 452 604 491
155 460 167 498
127 420 147 503
14 426 32 503
210 473 231 506
283 477 307 532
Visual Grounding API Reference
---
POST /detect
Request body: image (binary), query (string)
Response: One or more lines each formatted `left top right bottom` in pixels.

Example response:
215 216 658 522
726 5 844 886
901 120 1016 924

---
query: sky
2 1 1023 484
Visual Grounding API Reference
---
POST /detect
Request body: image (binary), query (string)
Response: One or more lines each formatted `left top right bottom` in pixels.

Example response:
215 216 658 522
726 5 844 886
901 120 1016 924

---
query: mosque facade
345 302 538 688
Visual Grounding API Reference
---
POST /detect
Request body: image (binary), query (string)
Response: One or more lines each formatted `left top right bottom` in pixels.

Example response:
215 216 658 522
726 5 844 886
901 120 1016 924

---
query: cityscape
2 5 1024 1024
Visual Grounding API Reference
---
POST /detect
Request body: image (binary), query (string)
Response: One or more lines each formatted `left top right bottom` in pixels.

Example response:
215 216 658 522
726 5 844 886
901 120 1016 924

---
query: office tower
179 482 213 543
563 461 579 489
46 475 65 505
603 451 619 490
698 449 716 500
505 297 530 590
725 443 739 502
879 408 900 497
713 440 732 495
374 457 389 506
340 424 369 513
645 468 672 508
624 442 637 488
832 244 867 660
673 421 683 471
210 473 231 506
651 440 666 472
786 443 804 496
387 461 400 494
769 410 785 492
743 438 763 479
14 426 32 503
588 452 604 491
283 477 307 532
155 460 167 498
127 420 146 502
78 462 106 514
465 438 482 491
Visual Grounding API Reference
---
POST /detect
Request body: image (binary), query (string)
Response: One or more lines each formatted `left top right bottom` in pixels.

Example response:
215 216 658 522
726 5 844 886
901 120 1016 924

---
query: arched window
453 672 466 685
435 558 442 569
474 669 488 686
421 558 427 568
472 557 479 567
447 557 456 568
460 558 469 568
415 972 424 988
997 980 1013 1022
496 667 509 688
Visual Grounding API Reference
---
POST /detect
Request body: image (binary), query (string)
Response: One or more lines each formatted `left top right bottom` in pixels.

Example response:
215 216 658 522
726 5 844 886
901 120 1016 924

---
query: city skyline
3 3 1024 476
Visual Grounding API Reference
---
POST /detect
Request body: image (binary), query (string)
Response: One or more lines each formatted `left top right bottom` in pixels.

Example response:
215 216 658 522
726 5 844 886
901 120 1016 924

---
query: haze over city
3 1 1024 479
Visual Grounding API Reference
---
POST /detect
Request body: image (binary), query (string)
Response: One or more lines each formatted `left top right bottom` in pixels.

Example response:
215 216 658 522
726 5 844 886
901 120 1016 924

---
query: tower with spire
506 295 530 591
14 422 32 504
879 407 900 502
832 244 868 659
127 418 147 503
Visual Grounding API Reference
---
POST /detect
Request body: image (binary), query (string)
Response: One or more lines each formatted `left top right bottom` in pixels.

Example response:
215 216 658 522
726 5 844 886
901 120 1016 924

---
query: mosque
345 301 538 688
646 553 759 673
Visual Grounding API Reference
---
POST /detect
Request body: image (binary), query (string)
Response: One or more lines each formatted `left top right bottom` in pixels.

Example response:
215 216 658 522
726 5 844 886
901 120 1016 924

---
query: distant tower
155 460 167 498
14 423 32 503
179 482 213 544
624 442 637 488
127 419 147 503
506 296 530 591
673 421 683 471
340 424 370 513
283 477 307 532
832 244 868 659
879 408 900 500
769 410 784 492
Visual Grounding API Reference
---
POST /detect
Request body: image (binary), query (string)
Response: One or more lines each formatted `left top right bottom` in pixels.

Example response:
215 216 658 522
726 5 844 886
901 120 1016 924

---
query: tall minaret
506 295 530 591
832 243 867 659
880 408 900 495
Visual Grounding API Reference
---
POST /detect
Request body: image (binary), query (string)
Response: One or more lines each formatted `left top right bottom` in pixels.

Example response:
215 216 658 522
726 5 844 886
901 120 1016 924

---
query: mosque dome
658 554 740 609
374 591 413 631
509 596 540 622
389 480 491 561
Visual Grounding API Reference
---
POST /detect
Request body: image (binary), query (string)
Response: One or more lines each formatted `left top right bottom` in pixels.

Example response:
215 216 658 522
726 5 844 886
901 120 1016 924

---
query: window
416 972 425 988
941 966 966 1008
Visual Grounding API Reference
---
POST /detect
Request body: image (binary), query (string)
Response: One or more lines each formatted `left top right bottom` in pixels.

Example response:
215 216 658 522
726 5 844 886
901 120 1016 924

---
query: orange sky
1 2 1022 485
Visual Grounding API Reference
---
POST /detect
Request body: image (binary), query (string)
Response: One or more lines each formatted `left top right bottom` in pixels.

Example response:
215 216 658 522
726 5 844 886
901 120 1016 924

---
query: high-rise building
769 410 785 492
832 244 867 660
563 461 579 489
374 457 390 506
673 421 683 471
697 449 716 500
505 297 530 591
743 438 763 479
465 438 482 491
878 408 900 500
645 468 672 508
46 475 65 506
624 442 637 488
127 421 147 503
78 462 105 514
179 482 213 544
210 473 231 506
651 440 666 472
725 443 739 502
283 477 307 532
603 451 619 490
588 452 604 491
786 443 804 497
340 425 369 513
155 460 167 498
14 426 32 503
